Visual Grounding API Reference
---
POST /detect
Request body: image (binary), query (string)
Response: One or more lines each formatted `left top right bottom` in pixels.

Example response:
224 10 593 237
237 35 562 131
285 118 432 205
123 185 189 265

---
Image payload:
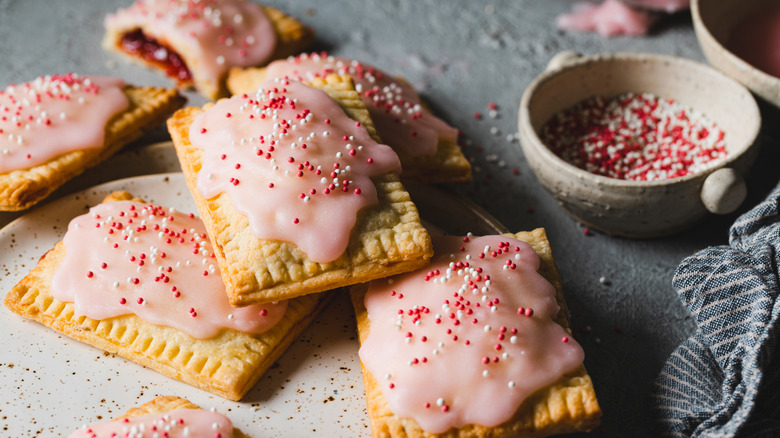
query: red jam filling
119 29 192 83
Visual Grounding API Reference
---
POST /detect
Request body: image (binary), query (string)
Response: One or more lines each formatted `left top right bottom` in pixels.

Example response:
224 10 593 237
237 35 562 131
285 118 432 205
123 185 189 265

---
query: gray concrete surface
1 0 778 436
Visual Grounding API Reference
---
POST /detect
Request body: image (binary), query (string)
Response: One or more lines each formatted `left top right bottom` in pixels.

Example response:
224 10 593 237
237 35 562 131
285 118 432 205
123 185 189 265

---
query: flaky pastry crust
227 66 472 184
102 5 314 100
114 395 250 438
4 191 329 401
0 86 185 211
168 74 433 307
349 228 602 437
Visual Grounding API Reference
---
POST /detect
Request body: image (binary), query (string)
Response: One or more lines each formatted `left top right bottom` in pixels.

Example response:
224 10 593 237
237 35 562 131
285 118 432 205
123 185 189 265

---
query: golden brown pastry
68 396 250 438
0 74 185 211
349 228 601 437
227 53 472 184
168 73 433 307
4 191 329 401
103 0 314 99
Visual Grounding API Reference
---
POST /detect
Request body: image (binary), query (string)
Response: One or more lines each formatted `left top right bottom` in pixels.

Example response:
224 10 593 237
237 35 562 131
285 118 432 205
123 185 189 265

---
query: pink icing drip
359 235 585 433
67 408 233 438
726 5 780 79
105 0 277 86
0 74 128 174
556 0 659 37
51 200 287 339
264 53 459 158
189 78 402 263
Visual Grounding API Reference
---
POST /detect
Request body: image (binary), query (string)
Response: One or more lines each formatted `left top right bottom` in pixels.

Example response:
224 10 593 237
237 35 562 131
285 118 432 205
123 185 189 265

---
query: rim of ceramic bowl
691 0 780 95
518 51 761 189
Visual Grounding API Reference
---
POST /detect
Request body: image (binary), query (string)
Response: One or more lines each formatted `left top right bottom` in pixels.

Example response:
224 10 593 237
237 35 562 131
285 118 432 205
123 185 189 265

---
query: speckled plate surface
0 145 505 436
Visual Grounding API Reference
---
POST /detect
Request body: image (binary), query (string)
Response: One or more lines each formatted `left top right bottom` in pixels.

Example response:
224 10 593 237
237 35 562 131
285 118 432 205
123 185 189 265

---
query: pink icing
68 407 233 438
51 200 287 339
263 53 459 158
0 73 128 174
359 235 585 433
105 0 277 87
556 0 659 37
726 5 780 79
189 78 402 263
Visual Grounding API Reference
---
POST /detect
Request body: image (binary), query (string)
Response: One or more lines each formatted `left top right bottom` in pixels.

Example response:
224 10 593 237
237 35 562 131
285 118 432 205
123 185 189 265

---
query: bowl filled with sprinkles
518 51 761 237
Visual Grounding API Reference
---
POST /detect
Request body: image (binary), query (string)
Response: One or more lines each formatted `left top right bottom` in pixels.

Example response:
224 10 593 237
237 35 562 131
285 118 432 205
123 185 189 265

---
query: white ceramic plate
0 145 505 436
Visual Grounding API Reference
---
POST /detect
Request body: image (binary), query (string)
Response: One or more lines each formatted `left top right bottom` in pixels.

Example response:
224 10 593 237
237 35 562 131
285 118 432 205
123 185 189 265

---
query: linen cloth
653 183 780 437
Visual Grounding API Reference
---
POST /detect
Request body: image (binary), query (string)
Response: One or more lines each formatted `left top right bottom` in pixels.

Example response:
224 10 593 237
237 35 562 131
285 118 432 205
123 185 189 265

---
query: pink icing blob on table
726 5 780 79
359 235 585 433
189 78 402 263
556 0 660 37
67 407 233 438
51 200 287 340
264 53 459 158
105 0 277 87
0 73 128 174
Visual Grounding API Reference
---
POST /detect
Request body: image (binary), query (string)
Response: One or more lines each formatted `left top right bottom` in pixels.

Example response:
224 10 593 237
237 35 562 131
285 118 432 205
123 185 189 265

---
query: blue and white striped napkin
653 182 780 436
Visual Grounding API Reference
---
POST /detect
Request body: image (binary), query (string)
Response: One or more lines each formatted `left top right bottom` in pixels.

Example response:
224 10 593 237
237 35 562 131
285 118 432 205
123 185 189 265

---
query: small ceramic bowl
692 0 780 108
518 51 761 238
